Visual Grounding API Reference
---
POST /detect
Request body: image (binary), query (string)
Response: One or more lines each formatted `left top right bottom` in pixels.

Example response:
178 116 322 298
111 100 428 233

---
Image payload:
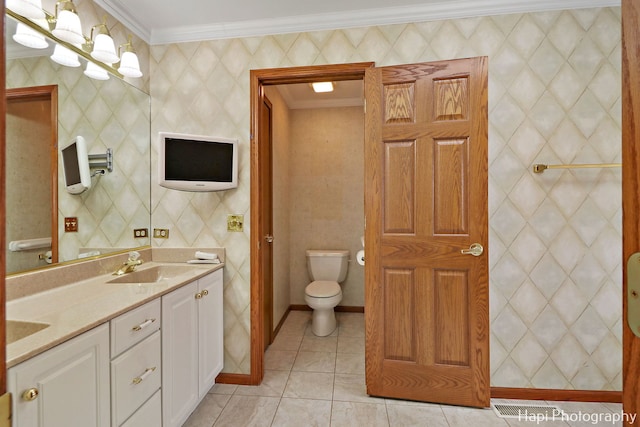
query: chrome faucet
113 251 143 275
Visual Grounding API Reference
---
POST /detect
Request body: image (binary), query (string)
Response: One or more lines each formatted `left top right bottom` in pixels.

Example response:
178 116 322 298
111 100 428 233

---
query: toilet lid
306 281 341 298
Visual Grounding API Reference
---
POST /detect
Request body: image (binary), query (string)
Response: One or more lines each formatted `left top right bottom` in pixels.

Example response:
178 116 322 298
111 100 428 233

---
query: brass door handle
22 388 39 401
461 243 484 257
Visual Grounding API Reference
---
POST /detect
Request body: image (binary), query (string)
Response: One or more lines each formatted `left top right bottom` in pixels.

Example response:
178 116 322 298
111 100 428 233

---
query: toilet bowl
305 280 343 336
304 250 349 336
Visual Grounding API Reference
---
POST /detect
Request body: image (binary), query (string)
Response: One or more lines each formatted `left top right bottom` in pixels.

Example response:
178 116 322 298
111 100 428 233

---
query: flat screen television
61 136 91 194
158 132 238 192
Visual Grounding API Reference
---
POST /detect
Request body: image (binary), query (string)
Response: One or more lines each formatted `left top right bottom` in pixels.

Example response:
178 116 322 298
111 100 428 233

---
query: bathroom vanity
5 250 224 427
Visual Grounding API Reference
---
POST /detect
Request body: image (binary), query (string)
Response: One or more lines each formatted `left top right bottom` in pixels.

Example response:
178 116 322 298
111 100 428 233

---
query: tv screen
158 132 238 192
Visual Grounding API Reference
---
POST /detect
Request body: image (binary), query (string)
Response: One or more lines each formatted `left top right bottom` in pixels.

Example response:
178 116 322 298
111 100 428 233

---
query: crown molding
96 0 620 45
94 0 152 42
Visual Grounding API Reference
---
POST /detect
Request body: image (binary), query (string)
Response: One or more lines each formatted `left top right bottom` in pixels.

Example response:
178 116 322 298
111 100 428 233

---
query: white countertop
6 261 223 368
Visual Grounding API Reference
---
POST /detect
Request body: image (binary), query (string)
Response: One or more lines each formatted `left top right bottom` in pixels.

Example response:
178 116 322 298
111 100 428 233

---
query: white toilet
304 249 350 336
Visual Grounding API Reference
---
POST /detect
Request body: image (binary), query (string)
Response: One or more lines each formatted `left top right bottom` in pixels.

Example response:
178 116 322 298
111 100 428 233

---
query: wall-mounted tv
61 136 91 194
158 132 238 192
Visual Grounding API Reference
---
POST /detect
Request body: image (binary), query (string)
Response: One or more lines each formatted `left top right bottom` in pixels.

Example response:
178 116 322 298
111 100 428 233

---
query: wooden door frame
622 0 640 421
226 62 374 385
1 0 7 403
6 85 59 267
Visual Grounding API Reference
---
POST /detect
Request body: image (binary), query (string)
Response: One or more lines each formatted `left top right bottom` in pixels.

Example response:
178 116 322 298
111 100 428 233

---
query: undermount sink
108 265 195 284
6 320 50 344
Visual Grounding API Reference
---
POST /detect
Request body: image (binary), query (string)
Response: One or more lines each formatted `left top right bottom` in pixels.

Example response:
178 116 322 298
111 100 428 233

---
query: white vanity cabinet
110 299 161 427
162 269 223 427
8 323 110 427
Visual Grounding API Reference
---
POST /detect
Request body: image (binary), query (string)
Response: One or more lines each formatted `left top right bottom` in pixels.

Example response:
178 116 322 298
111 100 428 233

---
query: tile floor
183 311 624 426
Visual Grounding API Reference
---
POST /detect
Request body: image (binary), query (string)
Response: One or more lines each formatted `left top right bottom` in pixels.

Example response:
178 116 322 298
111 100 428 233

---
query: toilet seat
305 280 341 298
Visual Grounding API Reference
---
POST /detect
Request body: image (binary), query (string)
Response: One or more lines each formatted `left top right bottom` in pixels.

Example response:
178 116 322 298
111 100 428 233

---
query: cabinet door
8 323 110 427
162 281 199 427
198 269 224 398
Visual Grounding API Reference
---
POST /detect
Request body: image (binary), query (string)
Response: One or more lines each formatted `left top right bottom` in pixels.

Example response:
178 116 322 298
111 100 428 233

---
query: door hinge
0 392 11 427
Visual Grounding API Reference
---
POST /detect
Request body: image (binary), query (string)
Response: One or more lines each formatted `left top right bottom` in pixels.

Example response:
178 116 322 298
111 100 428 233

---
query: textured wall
287 106 365 307
150 7 622 389
6 99 52 272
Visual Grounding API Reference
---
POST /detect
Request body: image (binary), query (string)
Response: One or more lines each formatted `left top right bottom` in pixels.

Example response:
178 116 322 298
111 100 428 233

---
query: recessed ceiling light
311 82 334 93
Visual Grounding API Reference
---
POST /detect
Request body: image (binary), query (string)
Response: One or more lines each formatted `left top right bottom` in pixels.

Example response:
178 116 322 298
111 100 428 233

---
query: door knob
265 235 274 243
461 243 484 256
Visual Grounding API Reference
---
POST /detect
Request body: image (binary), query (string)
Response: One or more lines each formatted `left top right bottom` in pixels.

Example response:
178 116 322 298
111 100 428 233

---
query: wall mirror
4 13 151 275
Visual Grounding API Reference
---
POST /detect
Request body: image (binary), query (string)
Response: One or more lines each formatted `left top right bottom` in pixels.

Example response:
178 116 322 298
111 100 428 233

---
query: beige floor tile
271 398 332 427
183 393 231 427
330 401 389 427
213 395 280 427
333 373 384 404
300 335 338 352
208 383 238 395
235 370 289 397
386 403 450 427
283 371 335 400
292 351 336 373
269 334 303 352
265 349 297 370
442 405 510 427
335 352 365 374
337 335 365 354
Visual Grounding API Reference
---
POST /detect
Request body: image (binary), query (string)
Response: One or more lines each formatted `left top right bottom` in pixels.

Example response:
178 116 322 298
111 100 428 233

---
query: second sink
108 265 195 284
7 320 50 344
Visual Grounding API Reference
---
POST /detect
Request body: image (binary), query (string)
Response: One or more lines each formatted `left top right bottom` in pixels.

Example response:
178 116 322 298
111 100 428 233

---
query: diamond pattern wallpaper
150 7 622 389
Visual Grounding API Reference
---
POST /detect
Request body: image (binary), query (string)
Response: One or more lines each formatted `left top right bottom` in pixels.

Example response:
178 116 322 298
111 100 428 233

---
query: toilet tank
306 250 350 282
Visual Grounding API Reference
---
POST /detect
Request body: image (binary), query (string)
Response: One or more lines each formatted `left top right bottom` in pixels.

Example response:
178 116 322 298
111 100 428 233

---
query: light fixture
89 19 119 64
50 43 80 67
51 0 85 46
13 22 48 49
84 61 110 80
311 82 334 93
6 0 45 19
7 4 143 79
117 37 142 78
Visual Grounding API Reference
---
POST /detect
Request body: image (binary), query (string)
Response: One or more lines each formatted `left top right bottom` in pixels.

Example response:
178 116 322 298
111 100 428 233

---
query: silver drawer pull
132 366 156 385
132 318 156 332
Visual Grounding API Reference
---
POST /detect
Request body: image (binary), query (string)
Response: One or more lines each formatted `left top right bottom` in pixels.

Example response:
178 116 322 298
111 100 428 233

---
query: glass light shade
84 61 110 80
50 44 80 67
13 23 48 49
52 9 85 45
118 51 142 78
91 33 119 64
6 0 45 19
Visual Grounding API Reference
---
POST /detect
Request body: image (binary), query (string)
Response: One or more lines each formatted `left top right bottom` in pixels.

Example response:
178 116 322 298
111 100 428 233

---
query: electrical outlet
133 228 149 238
227 214 244 232
64 217 78 232
153 228 169 238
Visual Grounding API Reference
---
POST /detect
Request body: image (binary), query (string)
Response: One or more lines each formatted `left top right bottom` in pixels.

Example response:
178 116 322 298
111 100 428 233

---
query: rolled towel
195 251 218 260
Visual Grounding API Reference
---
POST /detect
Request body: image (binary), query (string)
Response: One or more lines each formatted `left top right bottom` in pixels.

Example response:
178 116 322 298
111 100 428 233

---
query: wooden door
259 92 274 349
364 57 489 407
622 0 640 423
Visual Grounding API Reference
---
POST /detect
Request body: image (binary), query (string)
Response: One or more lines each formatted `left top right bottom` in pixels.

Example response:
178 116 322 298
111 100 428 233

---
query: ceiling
94 0 619 45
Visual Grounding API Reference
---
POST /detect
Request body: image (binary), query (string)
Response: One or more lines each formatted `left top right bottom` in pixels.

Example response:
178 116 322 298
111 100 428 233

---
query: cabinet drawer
120 390 161 427
111 330 161 426
111 299 160 356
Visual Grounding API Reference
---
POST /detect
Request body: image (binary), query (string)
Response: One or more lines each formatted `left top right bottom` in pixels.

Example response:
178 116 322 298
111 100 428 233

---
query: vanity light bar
7 8 124 79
